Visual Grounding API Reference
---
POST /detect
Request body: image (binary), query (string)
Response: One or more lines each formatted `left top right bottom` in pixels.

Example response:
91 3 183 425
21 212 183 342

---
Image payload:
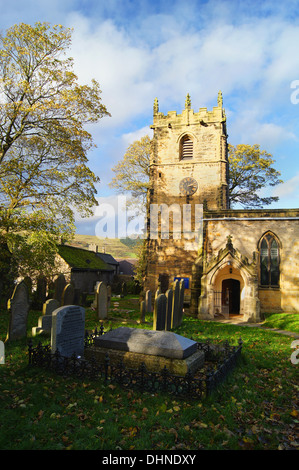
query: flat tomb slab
93 327 198 359
84 347 204 376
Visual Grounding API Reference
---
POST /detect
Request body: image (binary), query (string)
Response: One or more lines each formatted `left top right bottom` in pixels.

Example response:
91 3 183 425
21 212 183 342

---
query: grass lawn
262 312 299 334
0 296 298 451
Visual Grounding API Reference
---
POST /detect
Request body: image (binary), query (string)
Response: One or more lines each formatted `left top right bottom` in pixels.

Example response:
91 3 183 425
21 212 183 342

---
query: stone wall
204 209 299 313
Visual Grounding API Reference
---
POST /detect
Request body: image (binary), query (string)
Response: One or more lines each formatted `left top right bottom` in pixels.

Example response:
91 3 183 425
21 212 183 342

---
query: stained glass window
260 234 280 287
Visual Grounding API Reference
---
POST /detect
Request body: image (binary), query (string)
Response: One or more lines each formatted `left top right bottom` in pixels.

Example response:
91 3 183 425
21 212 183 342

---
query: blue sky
1 0 299 235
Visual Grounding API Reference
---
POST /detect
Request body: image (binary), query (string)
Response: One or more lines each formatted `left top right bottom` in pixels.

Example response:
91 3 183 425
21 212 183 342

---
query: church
145 93 299 322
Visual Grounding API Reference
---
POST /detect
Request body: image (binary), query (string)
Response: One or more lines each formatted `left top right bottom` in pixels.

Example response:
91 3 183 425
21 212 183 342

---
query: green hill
67 235 140 259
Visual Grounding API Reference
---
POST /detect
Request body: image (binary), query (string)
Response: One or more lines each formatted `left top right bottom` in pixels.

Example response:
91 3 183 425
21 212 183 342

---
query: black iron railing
28 328 243 400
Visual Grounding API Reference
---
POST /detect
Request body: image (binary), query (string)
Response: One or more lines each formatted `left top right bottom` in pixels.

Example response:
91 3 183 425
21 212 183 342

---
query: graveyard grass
0 296 298 451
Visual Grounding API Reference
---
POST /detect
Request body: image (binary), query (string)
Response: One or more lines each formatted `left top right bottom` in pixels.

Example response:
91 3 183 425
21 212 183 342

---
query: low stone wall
84 346 204 376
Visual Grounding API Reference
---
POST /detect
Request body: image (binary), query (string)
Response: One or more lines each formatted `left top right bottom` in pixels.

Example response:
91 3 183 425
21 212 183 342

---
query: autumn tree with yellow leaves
109 135 152 213
228 144 283 208
110 138 283 211
0 22 110 286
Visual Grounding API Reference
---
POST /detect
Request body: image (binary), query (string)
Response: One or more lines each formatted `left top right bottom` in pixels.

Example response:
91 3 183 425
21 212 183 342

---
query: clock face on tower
179 177 198 196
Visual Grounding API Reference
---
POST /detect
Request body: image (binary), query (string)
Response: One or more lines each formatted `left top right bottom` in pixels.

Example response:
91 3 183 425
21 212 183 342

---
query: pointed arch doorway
198 241 262 323
221 279 241 316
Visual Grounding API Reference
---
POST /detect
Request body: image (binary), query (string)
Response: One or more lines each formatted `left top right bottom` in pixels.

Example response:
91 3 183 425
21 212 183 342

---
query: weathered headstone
140 300 146 323
107 285 111 309
62 283 75 306
73 288 81 306
6 281 29 341
43 298 60 316
36 276 47 305
165 288 173 331
178 279 185 326
53 274 66 305
121 282 127 297
0 340 4 364
23 276 33 295
96 282 108 320
47 281 55 299
32 299 60 336
91 282 100 309
153 293 167 331
171 279 180 329
145 290 152 312
155 286 161 300
51 305 85 357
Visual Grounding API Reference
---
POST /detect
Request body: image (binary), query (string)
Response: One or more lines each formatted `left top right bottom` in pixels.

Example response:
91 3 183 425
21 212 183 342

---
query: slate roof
96 252 119 266
117 259 137 275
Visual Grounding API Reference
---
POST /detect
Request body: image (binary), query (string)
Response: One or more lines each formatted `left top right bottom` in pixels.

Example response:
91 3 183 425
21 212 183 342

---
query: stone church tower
150 91 228 211
145 92 228 294
144 92 299 322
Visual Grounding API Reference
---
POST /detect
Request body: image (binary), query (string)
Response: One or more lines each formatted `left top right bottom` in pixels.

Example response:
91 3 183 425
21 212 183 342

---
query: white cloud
66 9 299 131
253 123 297 147
63 7 299 210
2 1 299 213
121 126 153 147
229 110 297 149
273 173 299 198
68 13 154 127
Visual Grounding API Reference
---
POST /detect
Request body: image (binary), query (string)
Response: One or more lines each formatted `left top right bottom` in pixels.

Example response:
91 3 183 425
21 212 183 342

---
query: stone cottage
56 244 116 294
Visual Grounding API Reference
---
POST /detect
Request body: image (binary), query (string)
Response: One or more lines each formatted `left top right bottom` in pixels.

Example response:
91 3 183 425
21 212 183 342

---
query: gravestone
0 341 4 364
6 281 30 341
107 285 111 309
96 282 108 320
155 287 161 300
178 279 185 326
51 305 85 357
36 276 47 305
140 300 146 323
53 274 66 305
121 282 127 297
91 282 100 309
153 293 167 331
171 279 180 329
165 288 173 331
23 276 33 296
47 281 55 300
43 298 60 316
145 290 152 313
62 283 75 306
73 288 81 306
32 299 60 336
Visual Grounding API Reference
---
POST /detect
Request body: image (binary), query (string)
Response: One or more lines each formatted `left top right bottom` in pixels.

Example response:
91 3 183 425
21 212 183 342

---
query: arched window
180 135 193 160
260 233 280 287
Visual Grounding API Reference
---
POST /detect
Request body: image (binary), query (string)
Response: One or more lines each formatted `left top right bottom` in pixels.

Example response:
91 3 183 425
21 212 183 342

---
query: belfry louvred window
260 233 280 287
180 135 193 159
